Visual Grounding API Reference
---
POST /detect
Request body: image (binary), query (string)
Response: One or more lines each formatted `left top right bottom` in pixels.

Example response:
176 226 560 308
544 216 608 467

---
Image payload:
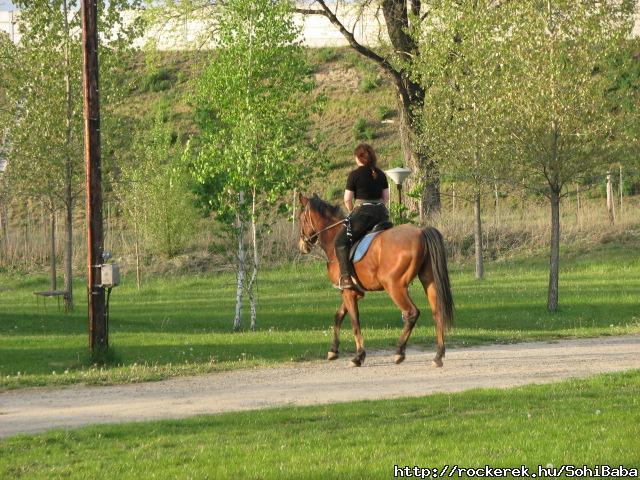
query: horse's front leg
328 301 347 360
343 291 366 367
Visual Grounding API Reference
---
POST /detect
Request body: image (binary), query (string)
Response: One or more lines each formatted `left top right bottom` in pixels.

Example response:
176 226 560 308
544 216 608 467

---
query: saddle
349 221 394 263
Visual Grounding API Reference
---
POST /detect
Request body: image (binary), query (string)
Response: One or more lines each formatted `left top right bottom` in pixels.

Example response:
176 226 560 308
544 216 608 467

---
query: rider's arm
344 190 355 212
382 188 390 205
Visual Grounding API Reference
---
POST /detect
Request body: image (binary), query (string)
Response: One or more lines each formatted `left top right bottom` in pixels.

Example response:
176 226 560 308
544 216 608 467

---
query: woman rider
334 143 390 290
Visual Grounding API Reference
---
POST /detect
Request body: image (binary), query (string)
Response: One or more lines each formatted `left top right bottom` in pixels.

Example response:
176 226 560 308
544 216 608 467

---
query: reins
300 206 344 246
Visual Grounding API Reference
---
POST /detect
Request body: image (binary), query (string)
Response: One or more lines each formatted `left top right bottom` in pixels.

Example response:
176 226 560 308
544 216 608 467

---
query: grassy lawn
1 239 639 390
1 370 639 479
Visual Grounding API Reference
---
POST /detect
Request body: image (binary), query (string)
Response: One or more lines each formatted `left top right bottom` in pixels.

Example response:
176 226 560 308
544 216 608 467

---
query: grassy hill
114 47 402 202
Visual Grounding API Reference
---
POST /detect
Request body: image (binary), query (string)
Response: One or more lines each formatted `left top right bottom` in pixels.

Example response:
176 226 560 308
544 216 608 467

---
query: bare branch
309 0 401 82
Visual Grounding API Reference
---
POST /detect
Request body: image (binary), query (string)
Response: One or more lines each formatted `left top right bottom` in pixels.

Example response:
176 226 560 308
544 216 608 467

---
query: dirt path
1 335 639 439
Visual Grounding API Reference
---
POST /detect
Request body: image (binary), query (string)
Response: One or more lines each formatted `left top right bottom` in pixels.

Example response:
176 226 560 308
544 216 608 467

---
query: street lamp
384 167 412 206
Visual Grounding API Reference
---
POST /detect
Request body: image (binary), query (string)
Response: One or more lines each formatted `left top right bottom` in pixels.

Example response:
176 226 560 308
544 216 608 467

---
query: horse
298 193 454 368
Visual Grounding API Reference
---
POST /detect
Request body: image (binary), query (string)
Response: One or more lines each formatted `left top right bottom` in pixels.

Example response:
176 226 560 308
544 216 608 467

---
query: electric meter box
100 263 120 287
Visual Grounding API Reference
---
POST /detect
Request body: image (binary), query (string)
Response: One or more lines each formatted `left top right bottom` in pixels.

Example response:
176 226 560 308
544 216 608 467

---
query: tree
412 0 507 280
299 0 442 219
191 0 314 330
117 107 199 288
501 0 637 311
148 0 441 219
0 1 142 308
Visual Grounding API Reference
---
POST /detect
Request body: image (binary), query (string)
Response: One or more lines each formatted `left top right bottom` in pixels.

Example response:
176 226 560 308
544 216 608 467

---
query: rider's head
354 143 378 178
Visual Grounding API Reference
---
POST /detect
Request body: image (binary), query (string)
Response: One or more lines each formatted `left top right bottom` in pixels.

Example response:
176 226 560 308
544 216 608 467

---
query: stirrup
334 275 359 291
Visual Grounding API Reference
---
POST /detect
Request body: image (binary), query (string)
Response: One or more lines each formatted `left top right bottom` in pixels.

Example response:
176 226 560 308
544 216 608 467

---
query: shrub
377 105 392 121
360 74 381 92
141 68 172 92
326 184 343 201
315 47 339 63
353 118 376 141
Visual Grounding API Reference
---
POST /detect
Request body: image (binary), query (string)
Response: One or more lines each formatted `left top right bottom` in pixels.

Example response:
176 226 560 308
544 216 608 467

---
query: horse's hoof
349 358 361 367
394 354 405 364
432 358 443 368
327 351 339 361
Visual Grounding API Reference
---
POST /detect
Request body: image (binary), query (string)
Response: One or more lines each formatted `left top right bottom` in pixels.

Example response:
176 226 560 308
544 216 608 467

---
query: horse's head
297 193 344 254
298 193 320 254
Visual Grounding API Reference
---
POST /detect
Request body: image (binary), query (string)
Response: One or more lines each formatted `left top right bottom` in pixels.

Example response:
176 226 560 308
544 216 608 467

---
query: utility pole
82 0 107 352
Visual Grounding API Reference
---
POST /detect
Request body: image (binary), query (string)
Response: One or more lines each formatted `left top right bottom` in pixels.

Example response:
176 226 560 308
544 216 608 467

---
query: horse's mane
309 195 344 220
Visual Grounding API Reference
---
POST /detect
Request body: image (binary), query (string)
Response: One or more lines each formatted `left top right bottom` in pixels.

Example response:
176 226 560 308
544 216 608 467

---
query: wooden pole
82 0 107 351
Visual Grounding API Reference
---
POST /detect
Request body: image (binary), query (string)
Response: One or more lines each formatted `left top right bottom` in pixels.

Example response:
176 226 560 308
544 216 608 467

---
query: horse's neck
318 215 342 261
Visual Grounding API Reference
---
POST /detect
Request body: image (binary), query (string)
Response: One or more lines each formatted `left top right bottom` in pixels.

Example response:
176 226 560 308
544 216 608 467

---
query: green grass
1 370 639 478
1 240 639 390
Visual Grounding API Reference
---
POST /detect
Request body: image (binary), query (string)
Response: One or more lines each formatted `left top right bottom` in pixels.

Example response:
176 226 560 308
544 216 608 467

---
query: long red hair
354 143 378 179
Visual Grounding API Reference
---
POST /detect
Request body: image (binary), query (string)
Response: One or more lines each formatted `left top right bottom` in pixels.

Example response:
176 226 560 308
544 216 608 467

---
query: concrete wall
2 5 640 50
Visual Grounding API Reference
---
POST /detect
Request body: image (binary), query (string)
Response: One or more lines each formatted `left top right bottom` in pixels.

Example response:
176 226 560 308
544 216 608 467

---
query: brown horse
298 193 454 367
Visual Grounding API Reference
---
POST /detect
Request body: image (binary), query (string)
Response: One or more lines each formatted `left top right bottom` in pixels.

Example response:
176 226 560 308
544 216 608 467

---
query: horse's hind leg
328 301 347 360
343 291 366 367
419 267 445 367
386 285 420 364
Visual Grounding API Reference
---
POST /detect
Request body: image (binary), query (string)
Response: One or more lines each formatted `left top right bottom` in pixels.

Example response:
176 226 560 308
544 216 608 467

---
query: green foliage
377 105 392 121
314 47 339 63
192 0 314 223
388 201 416 225
118 110 198 258
140 67 172 92
360 74 381 92
325 184 343 201
412 0 506 197
353 118 376 141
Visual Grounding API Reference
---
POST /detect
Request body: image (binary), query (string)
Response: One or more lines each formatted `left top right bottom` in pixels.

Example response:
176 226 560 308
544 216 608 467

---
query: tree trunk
291 188 297 240
606 170 615 225
233 191 246 331
619 164 623 221
547 189 560 312
49 208 57 291
134 215 141 290
575 183 580 227
63 0 74 310
63 198 73 310
0 203 7 259
451 183 456 217
493 179 499 227
396 93 440 221
473 191 484 281
248 188 258 332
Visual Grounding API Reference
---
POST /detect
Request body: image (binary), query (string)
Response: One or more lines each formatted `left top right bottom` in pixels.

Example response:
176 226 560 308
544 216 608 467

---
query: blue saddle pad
350 230 385 263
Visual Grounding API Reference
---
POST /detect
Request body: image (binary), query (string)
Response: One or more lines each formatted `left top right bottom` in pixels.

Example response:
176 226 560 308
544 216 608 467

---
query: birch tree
192 0 313 330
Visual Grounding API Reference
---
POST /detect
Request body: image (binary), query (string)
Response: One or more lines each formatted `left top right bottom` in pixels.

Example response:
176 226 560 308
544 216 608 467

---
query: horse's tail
422 227 454 330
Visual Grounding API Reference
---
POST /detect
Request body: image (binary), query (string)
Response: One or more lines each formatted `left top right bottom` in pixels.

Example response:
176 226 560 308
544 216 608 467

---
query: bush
326 184 343 201
353 118 376 141
315 47 339 63
377 105 392 121
360 74 381 92
140 68 172 92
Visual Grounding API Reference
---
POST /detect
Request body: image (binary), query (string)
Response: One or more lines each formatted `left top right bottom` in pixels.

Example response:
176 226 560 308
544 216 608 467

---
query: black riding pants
335 203 389 278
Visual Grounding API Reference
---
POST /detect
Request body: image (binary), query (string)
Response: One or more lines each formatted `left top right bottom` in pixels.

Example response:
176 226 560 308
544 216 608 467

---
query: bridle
300 205 345 250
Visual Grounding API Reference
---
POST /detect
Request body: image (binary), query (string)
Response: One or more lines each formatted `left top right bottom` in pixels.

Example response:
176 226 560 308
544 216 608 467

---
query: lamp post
384 167 412 206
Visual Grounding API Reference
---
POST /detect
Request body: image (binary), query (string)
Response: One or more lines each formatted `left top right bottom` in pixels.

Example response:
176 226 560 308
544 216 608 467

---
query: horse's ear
298 192 308 206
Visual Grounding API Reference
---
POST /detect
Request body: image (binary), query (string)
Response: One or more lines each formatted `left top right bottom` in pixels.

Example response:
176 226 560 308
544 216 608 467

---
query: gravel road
1 335 639 439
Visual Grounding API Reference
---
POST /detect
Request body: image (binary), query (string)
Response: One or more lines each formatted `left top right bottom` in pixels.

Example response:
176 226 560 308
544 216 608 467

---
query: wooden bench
34 290 69 310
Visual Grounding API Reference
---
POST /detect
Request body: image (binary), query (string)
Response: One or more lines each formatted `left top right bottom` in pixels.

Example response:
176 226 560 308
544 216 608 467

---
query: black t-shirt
346 165 389 200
